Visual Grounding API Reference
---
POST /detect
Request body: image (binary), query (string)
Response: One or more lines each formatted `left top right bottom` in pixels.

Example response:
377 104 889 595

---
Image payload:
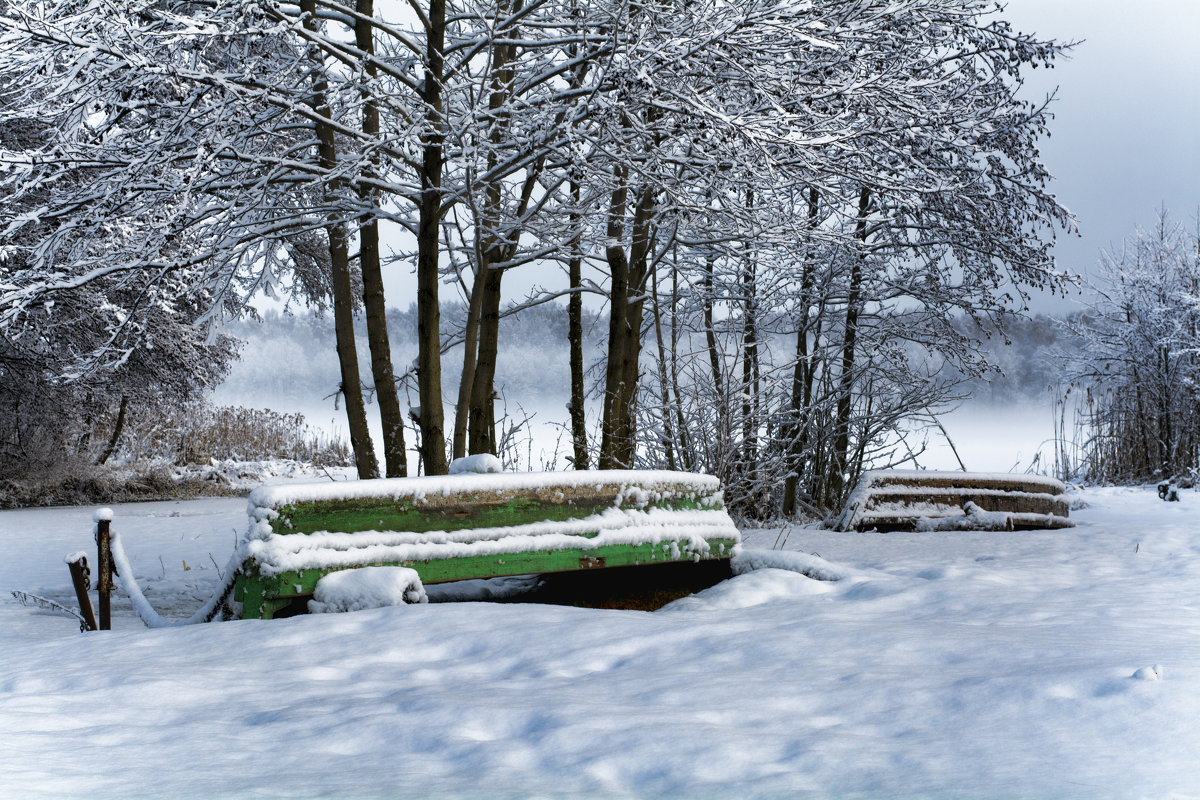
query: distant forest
221 305 1078 424
219 302 609 413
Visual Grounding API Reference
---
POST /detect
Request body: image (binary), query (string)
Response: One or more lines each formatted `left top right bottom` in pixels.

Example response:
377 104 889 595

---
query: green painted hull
234 537 736 619
235 472 739 619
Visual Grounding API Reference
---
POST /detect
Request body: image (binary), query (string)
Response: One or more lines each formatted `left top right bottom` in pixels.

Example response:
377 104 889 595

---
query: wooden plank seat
233 470 741 619
831 470 1075 532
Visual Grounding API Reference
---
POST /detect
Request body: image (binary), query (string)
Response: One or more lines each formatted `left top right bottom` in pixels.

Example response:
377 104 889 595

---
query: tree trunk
416 0 449 475
782 187 820 517
702 252 726 430
668 254 692 471
651 258 676 469
599 174 653 470
452 265 488 460
567 176 589 470
599 168 630 470
467 260 503 455
740 189 759 488
303 0 378 479
95 394 128 466
330 226 379 479
565 21 589 471
830 186 870 503
465 10 528 458
356 0 406 477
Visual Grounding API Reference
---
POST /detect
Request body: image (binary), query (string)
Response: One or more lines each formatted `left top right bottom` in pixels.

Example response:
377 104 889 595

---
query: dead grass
0 462 244 509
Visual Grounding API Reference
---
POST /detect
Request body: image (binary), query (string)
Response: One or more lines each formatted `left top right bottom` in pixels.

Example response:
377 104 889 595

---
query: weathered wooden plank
273 490 715 535
862 491 1069 517
834 470 1074 532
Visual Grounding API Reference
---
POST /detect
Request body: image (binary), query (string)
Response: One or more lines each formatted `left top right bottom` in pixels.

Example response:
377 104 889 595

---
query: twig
773 524 792 551
12 590 88 626
928 412 967 472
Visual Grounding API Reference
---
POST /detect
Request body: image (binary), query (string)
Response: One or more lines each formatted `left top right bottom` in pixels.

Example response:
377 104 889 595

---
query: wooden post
95 509 113 631
66 554 98 632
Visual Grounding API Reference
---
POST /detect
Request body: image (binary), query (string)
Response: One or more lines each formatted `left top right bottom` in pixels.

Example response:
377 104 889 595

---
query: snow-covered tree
0 1 426 477
1065 211 1200 482
599 0 1075 513
2 0 1076 505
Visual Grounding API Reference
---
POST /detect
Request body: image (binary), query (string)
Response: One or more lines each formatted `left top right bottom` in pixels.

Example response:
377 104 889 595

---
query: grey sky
1002 0 1200 310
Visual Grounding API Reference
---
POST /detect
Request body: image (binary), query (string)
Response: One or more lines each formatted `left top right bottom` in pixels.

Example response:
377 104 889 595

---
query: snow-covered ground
2 485 1198 798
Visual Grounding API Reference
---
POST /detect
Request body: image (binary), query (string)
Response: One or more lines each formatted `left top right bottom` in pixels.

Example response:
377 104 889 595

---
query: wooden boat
233 470 740 619
831 470 1075 532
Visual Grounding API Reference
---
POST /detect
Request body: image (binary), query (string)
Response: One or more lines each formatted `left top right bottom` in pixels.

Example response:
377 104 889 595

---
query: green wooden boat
233 470 740 619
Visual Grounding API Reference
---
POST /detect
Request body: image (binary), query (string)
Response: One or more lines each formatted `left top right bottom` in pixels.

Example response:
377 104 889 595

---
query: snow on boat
233 470 741 619
831 470 1075 532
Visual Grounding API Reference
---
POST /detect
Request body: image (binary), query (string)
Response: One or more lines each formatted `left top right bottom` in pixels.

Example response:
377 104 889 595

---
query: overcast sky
1001 0 1200 311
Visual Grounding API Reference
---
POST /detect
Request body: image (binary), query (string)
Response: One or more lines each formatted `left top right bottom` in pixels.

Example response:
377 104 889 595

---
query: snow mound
659 567 835 613
449 453 504 474
732 547 853 582
308 566 428 614
1132 664 1163 681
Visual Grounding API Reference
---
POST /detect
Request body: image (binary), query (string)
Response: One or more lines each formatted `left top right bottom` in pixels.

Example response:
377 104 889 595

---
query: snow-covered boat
233 470 741 619
831 470 1075 532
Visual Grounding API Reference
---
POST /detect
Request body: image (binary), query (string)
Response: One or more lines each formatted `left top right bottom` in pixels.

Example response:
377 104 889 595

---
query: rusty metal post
95 510 113 631
66 554 99 632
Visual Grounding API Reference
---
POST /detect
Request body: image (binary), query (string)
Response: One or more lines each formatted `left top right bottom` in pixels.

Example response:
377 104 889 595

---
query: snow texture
856 469 1067 489
308 566 428 613
913 501 1013 531
248 469 721 514
244 507 736 577
730 547 855 582
2 485 1199 799
448 453 503 474
1132 665 1164 681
